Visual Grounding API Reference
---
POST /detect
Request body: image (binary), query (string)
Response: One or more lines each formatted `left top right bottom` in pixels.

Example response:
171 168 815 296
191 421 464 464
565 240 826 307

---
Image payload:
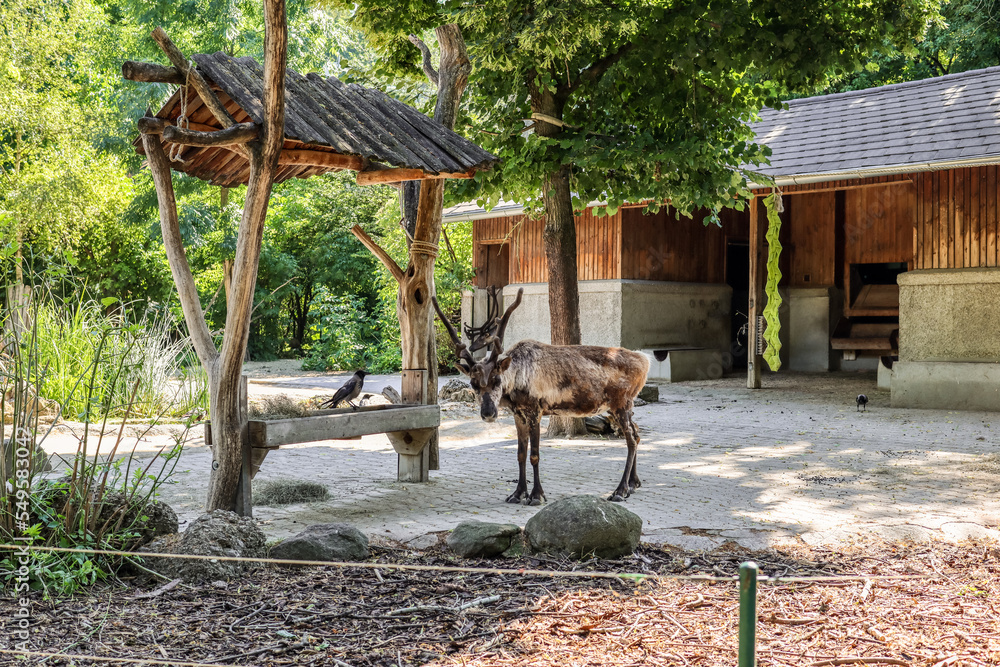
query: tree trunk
399 182 439 469
397 24 472 471
206 0 287 512
141 6 287 514
532 91 586 437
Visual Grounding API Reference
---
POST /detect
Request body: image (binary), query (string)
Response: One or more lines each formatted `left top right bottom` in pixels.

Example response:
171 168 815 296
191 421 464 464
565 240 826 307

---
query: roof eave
755 155 1000 188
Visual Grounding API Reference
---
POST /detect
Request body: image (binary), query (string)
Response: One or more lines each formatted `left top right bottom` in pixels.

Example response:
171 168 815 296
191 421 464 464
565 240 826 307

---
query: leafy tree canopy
820 0 1000 92
338 0 938 220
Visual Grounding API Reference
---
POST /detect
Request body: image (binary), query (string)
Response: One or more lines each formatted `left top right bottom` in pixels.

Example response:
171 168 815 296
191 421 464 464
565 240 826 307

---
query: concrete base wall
617 281 731 352
898 268 1000 362
891 361 1000 410
462 281 731 354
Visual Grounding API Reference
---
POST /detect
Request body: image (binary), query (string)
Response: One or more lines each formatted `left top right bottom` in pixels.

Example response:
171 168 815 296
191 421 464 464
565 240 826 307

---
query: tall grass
30 291 207 420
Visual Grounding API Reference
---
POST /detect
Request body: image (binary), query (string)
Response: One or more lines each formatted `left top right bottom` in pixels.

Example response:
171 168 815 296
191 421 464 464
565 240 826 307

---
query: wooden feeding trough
206 384 440 515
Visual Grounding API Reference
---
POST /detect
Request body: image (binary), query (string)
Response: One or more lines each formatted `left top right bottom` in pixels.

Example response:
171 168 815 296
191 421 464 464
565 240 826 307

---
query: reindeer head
433 287 523 422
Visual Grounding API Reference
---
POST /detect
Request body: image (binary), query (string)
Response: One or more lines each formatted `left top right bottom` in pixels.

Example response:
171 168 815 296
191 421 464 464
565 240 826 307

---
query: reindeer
433 288 649 504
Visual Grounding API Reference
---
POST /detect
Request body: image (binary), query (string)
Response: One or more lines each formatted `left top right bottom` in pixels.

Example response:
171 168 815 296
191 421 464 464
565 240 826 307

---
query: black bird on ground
856 394 869 412
321 370 369 409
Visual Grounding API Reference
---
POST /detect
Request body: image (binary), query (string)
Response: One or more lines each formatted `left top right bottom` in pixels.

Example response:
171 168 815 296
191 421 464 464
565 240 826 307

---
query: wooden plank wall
844 182 916 266
620 206 747 283
472 210 622 286
787 191 836 287
915 165 1000 269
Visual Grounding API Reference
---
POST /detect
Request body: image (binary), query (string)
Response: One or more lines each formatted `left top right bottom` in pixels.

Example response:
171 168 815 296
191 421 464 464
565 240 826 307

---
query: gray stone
940 522 1000 542
141 510 266 582
270 523 369 562
2 438 51 477
524 495 642 559
97 491 178 549
637 385 659 403
440 379 476 403
447 521 520 558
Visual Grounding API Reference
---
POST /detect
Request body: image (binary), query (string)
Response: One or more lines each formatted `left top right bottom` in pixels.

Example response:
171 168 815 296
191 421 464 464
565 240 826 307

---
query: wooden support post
234 374 252 517
397 369 430 482
748 196 764 389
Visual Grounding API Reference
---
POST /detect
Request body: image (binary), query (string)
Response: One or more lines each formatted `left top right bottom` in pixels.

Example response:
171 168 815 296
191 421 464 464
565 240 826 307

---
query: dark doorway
726 240 750 369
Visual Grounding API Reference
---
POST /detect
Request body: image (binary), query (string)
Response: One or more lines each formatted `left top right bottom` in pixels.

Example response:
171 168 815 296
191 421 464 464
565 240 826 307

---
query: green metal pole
738 561 759 667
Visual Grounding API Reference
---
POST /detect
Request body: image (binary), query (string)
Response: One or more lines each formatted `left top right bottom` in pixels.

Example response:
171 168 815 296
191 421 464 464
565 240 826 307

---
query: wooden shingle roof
136 52 498 187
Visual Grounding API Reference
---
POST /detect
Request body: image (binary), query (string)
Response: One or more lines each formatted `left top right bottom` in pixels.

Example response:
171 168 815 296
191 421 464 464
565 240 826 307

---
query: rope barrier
0 543 934 585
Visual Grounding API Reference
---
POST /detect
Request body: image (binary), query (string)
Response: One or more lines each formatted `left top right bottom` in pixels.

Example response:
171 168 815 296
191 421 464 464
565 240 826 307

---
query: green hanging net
762 192 783 371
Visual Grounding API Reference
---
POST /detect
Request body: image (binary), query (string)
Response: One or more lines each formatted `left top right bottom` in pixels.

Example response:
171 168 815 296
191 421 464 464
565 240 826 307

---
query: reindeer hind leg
627 411 641 491
609 408 638 502
526 414 545 506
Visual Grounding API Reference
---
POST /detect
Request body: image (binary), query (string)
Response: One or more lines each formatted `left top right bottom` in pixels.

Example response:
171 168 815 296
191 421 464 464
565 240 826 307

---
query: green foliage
819 0 1000 92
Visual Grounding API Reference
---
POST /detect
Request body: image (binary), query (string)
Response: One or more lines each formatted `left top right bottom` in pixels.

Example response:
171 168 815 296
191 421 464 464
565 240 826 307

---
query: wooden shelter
450 65 1000 410
126 31 497 513
130 51 496 186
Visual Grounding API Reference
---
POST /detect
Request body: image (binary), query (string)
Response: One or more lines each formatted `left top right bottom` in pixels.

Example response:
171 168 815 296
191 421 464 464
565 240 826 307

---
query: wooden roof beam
278 149 364 170
164 123 259 147
151 27 238 129
138 117 221 135
122 61 185 85
356 167 475 186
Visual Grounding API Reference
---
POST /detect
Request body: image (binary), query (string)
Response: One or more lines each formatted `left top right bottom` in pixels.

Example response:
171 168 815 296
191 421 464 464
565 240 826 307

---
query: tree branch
351 224 405 283
408 34 439 87
560 42 635 101
141 134 219 370
217 0 287 381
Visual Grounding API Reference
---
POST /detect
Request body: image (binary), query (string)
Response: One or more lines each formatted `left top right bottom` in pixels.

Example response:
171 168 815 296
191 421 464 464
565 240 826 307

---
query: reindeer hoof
608 492 628 502
505 492 525 504
629 479 642 492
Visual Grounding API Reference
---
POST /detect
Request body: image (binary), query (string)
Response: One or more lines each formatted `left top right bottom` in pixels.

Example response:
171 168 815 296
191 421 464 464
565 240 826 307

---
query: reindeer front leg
526 413 545 505
505 413 530 503
610 408 640 501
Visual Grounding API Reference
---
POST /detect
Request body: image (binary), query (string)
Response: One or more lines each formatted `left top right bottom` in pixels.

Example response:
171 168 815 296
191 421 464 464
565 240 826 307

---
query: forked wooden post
397 369 430 482
747 196 764 389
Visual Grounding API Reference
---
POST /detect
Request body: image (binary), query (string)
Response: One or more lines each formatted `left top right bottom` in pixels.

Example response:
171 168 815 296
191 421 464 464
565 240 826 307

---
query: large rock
1 438 52 476
97 491 178 549
440 379 476 403
270 523 369 562
141 510 266 582
524 495 642 559
447 521 521 558
637 384 659 403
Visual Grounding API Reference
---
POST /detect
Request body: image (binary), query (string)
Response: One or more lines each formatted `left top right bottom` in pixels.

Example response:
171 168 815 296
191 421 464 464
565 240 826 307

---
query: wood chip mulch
8 539 1000 667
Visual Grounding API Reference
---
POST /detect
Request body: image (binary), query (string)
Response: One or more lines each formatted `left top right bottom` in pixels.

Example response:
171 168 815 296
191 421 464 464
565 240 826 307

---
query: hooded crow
321 370 369 409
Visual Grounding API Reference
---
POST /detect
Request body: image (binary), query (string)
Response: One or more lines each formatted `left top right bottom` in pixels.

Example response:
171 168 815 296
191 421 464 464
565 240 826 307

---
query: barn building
446 65 1000 410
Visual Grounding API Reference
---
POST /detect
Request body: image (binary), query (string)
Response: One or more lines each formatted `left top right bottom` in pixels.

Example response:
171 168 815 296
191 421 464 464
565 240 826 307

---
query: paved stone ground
112 367 1000 551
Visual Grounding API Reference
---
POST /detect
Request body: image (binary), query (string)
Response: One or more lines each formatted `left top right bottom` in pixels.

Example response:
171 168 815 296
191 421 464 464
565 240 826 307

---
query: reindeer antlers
433 288 525 368
431 296 476 373
495 288 523 348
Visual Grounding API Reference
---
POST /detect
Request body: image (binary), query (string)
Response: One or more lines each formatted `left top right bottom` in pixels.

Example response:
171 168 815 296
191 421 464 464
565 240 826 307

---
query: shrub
1 287 189 596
